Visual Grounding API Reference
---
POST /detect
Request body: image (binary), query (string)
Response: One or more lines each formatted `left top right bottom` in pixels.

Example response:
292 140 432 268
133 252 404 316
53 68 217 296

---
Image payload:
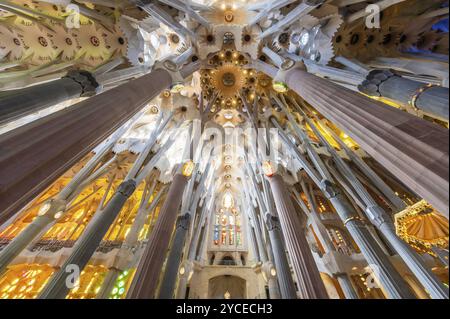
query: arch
208 275 247 299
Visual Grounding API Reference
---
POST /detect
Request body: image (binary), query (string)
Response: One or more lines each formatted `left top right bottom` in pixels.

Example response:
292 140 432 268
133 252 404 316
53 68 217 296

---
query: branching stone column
96 181 167 299
359 69 449 120
282 66 449 217
267 173 329 299
39 112 174 299
0 61 199 225
0 70 99 125
303 111 449 299
270 115 416 299
320 180 416 299
38 180 137 299
127 173 189 299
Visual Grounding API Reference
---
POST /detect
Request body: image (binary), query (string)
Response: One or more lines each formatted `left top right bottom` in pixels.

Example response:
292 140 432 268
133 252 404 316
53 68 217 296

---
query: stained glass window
213 206 243 248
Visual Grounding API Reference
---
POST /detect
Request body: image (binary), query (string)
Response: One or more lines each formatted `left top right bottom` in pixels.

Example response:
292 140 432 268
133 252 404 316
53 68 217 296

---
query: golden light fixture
170 82 185 94
150 105 159 114
38 202 51 216
272 81 288 93
262 161 276 177
270 268 277 277
181 161 195 177
54 211 64 219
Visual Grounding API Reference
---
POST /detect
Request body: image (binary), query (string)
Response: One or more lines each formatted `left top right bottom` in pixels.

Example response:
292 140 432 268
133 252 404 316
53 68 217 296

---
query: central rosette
222 72 236 87
201 50 259 109
211 62 246 100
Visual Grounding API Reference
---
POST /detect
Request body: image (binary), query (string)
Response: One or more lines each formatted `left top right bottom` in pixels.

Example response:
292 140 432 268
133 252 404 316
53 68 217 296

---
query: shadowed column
0 68 172 225
127 173 188 299
0 71 99 125
267 174 329 299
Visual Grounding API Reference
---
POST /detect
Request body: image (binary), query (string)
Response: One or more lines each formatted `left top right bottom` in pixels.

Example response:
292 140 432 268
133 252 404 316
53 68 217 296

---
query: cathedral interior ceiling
0 0 448 300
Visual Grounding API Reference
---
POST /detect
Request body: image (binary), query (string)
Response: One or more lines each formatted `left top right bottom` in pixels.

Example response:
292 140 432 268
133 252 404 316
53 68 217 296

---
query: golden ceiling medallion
210 63 246 100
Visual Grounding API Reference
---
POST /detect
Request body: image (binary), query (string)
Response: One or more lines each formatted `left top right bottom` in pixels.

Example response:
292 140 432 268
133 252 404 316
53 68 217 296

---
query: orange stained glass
0 264 110 299
66 265 108 299
0 173 161 244
0 264 55 299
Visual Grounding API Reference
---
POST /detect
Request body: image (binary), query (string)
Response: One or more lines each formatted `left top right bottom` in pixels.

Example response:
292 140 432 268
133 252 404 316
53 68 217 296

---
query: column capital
63 70 99 97
320 179 340 199
176 213 191 230
117 180 137 197
265 215 281 231
358 69 397 97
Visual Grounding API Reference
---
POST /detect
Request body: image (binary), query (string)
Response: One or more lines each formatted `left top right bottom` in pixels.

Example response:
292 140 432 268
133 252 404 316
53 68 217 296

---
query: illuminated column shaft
284 68 449 217
127 173 188 299
187 201 209 261
0 68 173 225
158 213 190 298
267 174 329 299
295 183 335 253
38 180 137 299
335 273 359 299
250 224 261 261
0 71 98 125
267 272 281 299
359 70 449 120
322 124 406 211
247 198 281 299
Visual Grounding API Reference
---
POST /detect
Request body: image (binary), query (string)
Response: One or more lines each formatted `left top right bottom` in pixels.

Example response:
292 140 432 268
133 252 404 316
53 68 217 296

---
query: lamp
262 161 276 177
182 160 195 177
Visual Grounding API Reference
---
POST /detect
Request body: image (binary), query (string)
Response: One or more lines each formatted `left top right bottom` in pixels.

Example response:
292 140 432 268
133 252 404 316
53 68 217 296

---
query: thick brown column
267 174 329 299
0 68 172 225
285 68 449 217
127 173 188 299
